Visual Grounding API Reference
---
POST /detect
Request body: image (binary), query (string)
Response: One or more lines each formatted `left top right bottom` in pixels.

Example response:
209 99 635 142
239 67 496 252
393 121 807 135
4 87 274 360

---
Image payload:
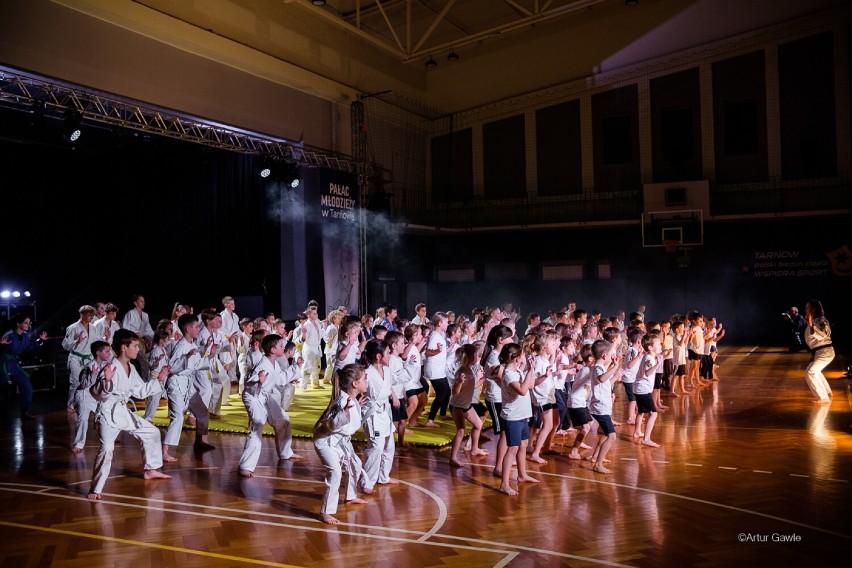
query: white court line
718 466 737 470
753 470 772 474
685 463 703 467
790 474 809 478
653 461 669 464
744 346 760 357
493 551 519 568
397 479 448 541
0 483 636 567
620 457 637 461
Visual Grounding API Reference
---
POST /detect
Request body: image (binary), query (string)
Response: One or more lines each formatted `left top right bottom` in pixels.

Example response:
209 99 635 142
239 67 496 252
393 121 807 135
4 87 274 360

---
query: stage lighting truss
0 66 359 174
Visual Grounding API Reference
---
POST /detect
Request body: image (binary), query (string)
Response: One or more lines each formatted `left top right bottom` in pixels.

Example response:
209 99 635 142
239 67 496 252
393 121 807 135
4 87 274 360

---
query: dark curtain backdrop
0 109 281 331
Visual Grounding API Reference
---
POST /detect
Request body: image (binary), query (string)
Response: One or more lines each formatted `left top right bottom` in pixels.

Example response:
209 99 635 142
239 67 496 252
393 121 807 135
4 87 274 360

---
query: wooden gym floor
0 345 849 567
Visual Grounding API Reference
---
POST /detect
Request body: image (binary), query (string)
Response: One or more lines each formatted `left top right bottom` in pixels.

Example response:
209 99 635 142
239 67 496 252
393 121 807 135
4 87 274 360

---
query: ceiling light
12 291 20 298
0 291 9 299
447 51 459 62
425 56 437 68
63 109 82 142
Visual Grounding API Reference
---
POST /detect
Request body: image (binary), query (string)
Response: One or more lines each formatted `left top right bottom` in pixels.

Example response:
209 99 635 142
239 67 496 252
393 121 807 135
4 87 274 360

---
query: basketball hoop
663 239 679 253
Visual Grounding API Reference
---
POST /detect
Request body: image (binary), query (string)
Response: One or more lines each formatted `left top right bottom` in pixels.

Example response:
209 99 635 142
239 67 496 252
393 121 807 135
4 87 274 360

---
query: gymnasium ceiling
120 0 846 115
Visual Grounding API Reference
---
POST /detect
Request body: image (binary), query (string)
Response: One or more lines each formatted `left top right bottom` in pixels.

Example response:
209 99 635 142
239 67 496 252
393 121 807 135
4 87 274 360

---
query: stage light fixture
0 291 9 299
447 50 459 62
259 155 274 179
12 291 20 298
63 109 83 142
425 56 437 68
281 161 301 189
24 291 31 297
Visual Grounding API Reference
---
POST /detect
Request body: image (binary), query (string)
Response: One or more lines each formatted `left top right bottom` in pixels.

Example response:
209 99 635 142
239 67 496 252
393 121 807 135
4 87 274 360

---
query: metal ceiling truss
0 66 360 173
307 0 608 63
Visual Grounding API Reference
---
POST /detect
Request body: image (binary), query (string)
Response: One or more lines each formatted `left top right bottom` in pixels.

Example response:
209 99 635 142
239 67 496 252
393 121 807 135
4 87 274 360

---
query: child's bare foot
470 449 489 456
449 460 464 468
593 465 612 474
627 419 636 425
71 447 83 454
463 441 472 452
162 453 178 463
143 469 172 480
567 451 582 460
641 440 660 447
186 416 197 426
613 420 623 427
377 478 400 485
579 442 592 450
239 469 254 478
528 455 547 464
498 484 518 496
283 453 303 460
346 497 367 505
361 487 375 494
87 492 101 501
659 404 669 410
424 421 440 428
518 475 539 483
320 513 340 525
194 441 215 451
633 432 645 439
555 429 569 437
492 469 502 478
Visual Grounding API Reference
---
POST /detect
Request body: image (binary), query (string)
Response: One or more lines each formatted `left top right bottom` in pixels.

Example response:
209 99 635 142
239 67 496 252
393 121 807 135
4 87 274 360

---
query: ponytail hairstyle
481 324 514 366
313 363 365 434
499 343 523 366
458 343 479 369
361 339 388 367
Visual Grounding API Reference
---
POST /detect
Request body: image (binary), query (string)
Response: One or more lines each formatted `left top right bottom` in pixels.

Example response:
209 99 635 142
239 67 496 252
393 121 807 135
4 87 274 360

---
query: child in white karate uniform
71 341 112 454
162 313 216 463
359 340 398 492
87 329 171 500
313 364 369 525
238 334 303 477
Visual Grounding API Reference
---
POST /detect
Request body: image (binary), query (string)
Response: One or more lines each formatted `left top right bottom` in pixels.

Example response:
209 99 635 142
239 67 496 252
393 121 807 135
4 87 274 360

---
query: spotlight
63 109 83 142
425 56 437 68
259 155 274 179
447 50 459 62
24 291 31 297
12 291 20 298
281 161 301 189
0 291 9 299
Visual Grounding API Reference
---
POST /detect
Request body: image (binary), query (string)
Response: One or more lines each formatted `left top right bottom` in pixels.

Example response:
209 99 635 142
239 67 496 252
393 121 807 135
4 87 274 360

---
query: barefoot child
634 334 663 447
87 329 171 500
566 344 595 460
385 331 409 447
313 364 369 524
498 343 540 495
448 344 485 467
238 334 303 477
588 339 624 474
359 340 397 492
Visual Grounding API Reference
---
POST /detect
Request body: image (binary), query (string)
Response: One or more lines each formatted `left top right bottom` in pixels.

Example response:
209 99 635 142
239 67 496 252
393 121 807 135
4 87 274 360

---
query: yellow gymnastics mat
144 388 477 447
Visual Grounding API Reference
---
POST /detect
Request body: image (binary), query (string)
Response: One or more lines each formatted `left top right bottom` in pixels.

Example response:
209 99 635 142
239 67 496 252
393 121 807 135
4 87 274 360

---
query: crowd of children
54 297 728 518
